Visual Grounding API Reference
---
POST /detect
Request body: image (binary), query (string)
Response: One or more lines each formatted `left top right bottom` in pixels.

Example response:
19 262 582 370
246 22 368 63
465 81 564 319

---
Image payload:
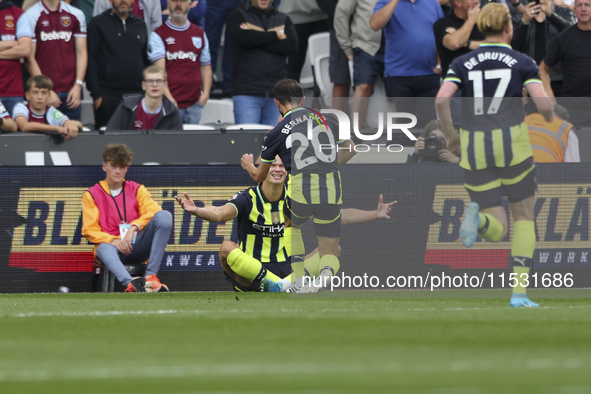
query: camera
421 134 445 160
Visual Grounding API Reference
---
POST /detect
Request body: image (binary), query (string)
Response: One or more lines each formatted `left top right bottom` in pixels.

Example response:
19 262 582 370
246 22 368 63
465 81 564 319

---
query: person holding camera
406 120 460 164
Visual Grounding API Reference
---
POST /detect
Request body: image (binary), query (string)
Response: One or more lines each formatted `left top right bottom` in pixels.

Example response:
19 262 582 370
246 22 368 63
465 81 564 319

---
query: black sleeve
316 0 337 21
512 21 529 53
555 6 577 26
432 18 447 47
85 18 102 100
105 104 127 131
520 55 542 82
228 190 249 217
140 21 150 68
547 11 571 32
226 10 283 49
260 16 299 55
543 33 562 68
169 109 183 131
406 151 420 164
260 128 285 162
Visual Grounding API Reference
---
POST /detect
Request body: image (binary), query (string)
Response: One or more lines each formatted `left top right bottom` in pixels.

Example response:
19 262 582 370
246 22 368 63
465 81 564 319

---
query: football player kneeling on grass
176 156 397 293
82 144 173 292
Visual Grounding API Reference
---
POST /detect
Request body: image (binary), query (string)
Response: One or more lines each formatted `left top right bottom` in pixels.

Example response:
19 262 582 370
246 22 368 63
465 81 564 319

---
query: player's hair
477 3 511 37
103 144 134 167
420 119 444 139
143 65 167 81
273 79 304 106
26 75 53 92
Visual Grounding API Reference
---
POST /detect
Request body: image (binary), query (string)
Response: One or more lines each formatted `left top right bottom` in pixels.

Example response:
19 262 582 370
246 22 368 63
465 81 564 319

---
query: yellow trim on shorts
500 164 535 186
464 179 502 192
464 164 535 192
312 211 342 225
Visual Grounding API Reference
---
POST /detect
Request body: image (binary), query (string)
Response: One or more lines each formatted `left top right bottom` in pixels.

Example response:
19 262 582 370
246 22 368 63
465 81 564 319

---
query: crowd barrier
0 131 267 166
1 126 590 165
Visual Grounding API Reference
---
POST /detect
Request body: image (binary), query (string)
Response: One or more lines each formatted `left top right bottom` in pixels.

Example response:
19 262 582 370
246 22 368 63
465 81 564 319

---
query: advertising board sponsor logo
426 184 591 268
10 186 249 272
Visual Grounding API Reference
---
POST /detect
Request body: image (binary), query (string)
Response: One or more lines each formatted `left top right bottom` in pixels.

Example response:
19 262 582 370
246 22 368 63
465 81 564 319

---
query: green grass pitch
1 291 591 393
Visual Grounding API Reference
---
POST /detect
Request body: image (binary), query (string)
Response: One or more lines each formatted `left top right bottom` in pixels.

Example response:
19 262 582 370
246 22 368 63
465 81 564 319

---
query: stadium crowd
0 0 587 161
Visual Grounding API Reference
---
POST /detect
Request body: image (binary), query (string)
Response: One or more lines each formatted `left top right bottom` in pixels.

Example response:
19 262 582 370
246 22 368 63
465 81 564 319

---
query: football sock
226 248 280 282
512 220 536 258
291 256 306 282
512 259 532 296
284 253 338 283
303 251 322 277
288 227 307 280
477 213 504 242
511 220 536 296
289 227 306 256
318 254 340 276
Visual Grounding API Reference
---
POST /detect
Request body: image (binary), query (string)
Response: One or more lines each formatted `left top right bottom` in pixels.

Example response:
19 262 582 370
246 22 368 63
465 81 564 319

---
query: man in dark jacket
511 0 575 97
226 0 297 125
106 66 183 131
86 0 150 130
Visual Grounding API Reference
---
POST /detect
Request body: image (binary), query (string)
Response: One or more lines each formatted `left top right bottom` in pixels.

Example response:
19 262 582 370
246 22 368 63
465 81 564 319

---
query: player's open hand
376 194 397 219
175 193 197 214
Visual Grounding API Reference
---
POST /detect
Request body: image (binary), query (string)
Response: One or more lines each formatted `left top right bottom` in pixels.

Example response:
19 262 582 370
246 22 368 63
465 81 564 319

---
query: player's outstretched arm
175 193 236 223
341 194 397 226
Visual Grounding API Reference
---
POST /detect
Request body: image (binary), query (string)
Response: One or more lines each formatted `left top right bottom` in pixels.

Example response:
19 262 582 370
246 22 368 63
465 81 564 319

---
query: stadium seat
182 124 217 131
80 84 95 128
93 260 146 293
307 32 331 106
364 77 393 130
300 45 315 89
200 99 235 125
308 32 353 108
